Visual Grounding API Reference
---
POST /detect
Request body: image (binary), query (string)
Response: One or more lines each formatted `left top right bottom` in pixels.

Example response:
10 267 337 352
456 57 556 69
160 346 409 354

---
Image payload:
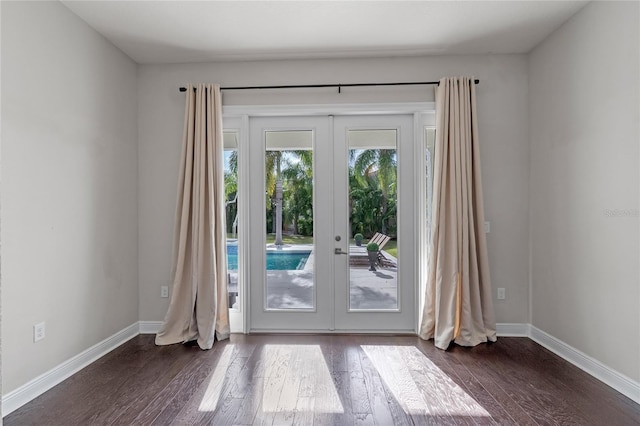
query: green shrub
366 242 379 252
354 233 364 241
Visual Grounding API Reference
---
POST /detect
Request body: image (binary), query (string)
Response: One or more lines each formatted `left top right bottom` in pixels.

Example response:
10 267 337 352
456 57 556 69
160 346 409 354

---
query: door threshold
248 329 417 336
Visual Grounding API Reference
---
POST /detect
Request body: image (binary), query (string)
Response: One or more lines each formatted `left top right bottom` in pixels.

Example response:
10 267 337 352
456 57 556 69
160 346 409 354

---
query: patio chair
228 272 238 308
376 234 391 251
368 232 384 245
374 235 391 263
350 233 394 268
365 233 392 267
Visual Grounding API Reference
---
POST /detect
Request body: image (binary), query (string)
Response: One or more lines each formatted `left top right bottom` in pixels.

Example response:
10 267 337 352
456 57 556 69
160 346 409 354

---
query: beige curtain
156 84 230 350
419 77 497 349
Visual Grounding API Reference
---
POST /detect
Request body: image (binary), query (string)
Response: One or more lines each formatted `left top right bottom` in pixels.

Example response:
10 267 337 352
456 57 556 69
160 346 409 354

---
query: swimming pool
226 244 310 270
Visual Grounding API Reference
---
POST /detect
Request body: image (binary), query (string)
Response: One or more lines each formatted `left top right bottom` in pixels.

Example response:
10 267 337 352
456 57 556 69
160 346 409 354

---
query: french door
248 115 416 332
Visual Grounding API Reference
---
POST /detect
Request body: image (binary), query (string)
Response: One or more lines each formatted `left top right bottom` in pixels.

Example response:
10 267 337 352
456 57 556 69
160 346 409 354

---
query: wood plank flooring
5 334 640 425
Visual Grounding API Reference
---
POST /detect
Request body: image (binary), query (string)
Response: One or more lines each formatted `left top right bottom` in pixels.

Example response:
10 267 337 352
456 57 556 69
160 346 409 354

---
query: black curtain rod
178 79 479 93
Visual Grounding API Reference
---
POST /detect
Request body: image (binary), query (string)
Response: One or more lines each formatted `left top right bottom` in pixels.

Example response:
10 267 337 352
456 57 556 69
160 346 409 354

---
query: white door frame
223 103 435 334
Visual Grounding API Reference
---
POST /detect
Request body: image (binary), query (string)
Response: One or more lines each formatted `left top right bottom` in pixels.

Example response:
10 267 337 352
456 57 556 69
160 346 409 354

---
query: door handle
334 248 349 255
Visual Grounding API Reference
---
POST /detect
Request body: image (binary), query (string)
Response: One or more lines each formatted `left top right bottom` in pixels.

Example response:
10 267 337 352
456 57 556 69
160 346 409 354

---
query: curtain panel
156 84 230 350
419 77 497 349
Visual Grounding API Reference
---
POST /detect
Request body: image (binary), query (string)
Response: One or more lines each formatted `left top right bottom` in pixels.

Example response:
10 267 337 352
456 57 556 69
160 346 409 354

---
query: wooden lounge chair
349 233 396 268
375 234 392 265
364 233 394 267
376 234 391 251
368 232 383 245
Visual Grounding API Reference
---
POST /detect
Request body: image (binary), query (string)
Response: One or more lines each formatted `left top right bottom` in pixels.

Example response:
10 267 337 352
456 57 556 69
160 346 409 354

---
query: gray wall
137 55 531 324
1 1 139 393
529 1 639 381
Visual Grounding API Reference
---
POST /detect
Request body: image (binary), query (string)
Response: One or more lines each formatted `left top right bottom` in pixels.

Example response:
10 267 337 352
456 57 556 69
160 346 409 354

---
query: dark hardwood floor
5 334 640 425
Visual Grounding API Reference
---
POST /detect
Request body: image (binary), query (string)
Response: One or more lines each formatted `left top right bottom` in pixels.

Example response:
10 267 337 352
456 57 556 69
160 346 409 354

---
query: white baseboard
496 322 530 337
140 318 243 334
2 322 139 417
139 321 163 334
497 323 639 404
529 325 640 404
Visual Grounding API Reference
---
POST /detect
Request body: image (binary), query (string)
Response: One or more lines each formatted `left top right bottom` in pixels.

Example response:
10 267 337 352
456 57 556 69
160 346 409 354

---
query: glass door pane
264 130 315 310
223 131 239 310
425 128 436 257
348 130 398 310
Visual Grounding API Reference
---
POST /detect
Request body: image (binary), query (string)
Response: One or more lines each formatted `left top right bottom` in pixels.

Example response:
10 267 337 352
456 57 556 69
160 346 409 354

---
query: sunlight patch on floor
361 345 491 418
261 344 343 414
198 345 235 412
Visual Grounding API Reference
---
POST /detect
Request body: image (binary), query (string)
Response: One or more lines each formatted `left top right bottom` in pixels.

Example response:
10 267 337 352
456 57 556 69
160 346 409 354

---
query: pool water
226 245 310 270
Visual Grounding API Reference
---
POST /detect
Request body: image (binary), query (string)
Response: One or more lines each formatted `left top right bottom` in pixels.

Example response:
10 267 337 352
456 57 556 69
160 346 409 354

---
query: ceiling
61 1 589 64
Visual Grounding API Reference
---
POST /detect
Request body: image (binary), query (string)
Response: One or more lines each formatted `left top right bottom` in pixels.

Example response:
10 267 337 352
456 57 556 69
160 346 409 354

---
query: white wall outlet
34 322 46 342
161 286 169 298
484 221 491 233
497 288 506 300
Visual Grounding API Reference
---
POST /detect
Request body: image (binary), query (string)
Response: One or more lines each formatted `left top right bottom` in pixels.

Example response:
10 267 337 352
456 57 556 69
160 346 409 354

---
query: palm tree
265 151 284 245
351 149 397 235
227 150 238 175
282 150 313 235
350 183 383 237
224 150 239 236
224 170 238 235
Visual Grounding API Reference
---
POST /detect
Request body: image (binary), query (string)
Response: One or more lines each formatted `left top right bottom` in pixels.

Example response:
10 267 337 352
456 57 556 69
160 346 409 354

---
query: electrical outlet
161 286 169 298
34 322 46 342
497 288 506 300
484 221 491 233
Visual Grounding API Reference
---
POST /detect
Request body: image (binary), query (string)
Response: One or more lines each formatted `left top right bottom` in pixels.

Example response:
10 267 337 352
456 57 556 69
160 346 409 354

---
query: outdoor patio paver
263 245 398 310
228 244 398 311
349 266 398 310
266 270 314 309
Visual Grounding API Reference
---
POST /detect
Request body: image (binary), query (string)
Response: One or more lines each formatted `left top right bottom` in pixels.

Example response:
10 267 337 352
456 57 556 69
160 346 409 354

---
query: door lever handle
334 248 349 255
